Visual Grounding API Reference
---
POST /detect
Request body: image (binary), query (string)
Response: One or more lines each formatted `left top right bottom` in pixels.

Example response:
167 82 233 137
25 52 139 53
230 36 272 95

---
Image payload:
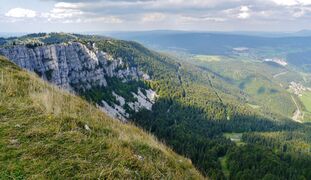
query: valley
177 54 305 121
1 32 311 179
115 31 311 123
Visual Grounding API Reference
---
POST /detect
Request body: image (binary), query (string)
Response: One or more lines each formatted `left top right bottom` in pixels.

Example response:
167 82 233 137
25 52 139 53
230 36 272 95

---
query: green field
223 133 245 146
300 92 311 122
300 92 311 112
193 55 222 62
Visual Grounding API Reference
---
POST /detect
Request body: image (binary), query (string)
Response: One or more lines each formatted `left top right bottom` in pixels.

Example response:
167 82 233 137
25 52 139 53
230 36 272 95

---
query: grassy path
291 95 303 123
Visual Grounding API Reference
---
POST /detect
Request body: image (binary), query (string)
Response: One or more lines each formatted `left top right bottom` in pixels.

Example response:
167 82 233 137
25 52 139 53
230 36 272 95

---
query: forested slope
92 38 307 178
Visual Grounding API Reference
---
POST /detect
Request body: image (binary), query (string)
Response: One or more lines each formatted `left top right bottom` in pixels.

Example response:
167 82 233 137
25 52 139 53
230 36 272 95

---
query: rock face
0 42 140 90
129 89 158 112
99 89 158 122
0 42 157 121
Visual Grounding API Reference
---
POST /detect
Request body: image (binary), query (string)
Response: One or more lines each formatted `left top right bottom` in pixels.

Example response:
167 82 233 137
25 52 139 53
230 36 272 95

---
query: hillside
76 34 311 179
1 33 311 179
0 56 203 179
111 31 311 122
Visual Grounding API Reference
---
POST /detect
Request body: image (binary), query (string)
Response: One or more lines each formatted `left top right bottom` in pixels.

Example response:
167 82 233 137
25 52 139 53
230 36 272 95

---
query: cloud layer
5 8 37 18
2 0 311 31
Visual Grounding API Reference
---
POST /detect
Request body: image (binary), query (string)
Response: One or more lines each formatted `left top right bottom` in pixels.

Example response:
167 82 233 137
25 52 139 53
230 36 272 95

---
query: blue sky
1 0 311 32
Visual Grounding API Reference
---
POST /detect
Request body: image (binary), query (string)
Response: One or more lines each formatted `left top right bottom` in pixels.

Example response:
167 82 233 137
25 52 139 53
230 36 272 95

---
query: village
289 81 311 96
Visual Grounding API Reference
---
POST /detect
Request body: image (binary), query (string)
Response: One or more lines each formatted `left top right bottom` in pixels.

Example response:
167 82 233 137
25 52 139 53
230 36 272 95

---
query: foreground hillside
0 56 203 179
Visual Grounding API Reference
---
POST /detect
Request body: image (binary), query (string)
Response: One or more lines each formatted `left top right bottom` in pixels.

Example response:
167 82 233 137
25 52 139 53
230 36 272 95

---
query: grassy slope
300 92 311 121
0 56 203 179
301 92 311 112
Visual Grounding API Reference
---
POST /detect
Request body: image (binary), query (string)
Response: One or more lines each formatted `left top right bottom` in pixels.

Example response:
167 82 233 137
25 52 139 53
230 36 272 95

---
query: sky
1 0 311 32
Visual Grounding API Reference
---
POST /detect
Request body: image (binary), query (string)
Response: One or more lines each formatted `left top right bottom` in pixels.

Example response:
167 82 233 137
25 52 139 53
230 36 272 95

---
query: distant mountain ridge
109 30 311 55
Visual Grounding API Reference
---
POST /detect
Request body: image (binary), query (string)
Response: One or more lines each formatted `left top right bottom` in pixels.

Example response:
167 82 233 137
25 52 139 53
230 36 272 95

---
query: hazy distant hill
110 31 311 54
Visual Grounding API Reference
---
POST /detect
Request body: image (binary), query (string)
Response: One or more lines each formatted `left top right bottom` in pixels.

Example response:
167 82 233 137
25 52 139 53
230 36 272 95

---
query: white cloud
83 16 123 23
240 6 250 12
293 10 305 17
5 8 37 18
142 13 166 22
41 2 123 24
271 0 299 6
271 0 311 6
223 5 251 20
238 12 250 19
54 2 80 8
148 0 239 9
291 6 311 17
238 6 250 19
46 7 84 19
180 16 226 23
41 2 85 21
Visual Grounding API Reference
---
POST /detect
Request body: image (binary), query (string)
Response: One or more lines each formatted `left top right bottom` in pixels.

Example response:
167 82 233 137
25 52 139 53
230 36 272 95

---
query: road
291 95 303 123
273 71 288 78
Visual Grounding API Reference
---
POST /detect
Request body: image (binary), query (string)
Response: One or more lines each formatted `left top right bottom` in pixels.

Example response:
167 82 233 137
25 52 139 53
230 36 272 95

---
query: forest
92 38 310 179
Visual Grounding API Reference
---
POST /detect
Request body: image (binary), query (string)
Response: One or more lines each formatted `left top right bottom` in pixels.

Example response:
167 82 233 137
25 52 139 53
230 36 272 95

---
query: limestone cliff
0 41 157 121
0 42 141 90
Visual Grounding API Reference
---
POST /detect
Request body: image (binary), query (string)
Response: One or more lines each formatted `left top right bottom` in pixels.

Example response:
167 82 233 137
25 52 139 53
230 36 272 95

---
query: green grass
303 112 311 122
224 133 242 141
300 92 311 112
223 133 245 146
0 56 203 179
193 55 222 62
300 92 311 122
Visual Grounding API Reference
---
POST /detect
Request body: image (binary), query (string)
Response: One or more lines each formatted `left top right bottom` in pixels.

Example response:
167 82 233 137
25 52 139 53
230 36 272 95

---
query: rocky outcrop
0 42 140 90
0 42 158 121
128 89 158 112
99 89 158 122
